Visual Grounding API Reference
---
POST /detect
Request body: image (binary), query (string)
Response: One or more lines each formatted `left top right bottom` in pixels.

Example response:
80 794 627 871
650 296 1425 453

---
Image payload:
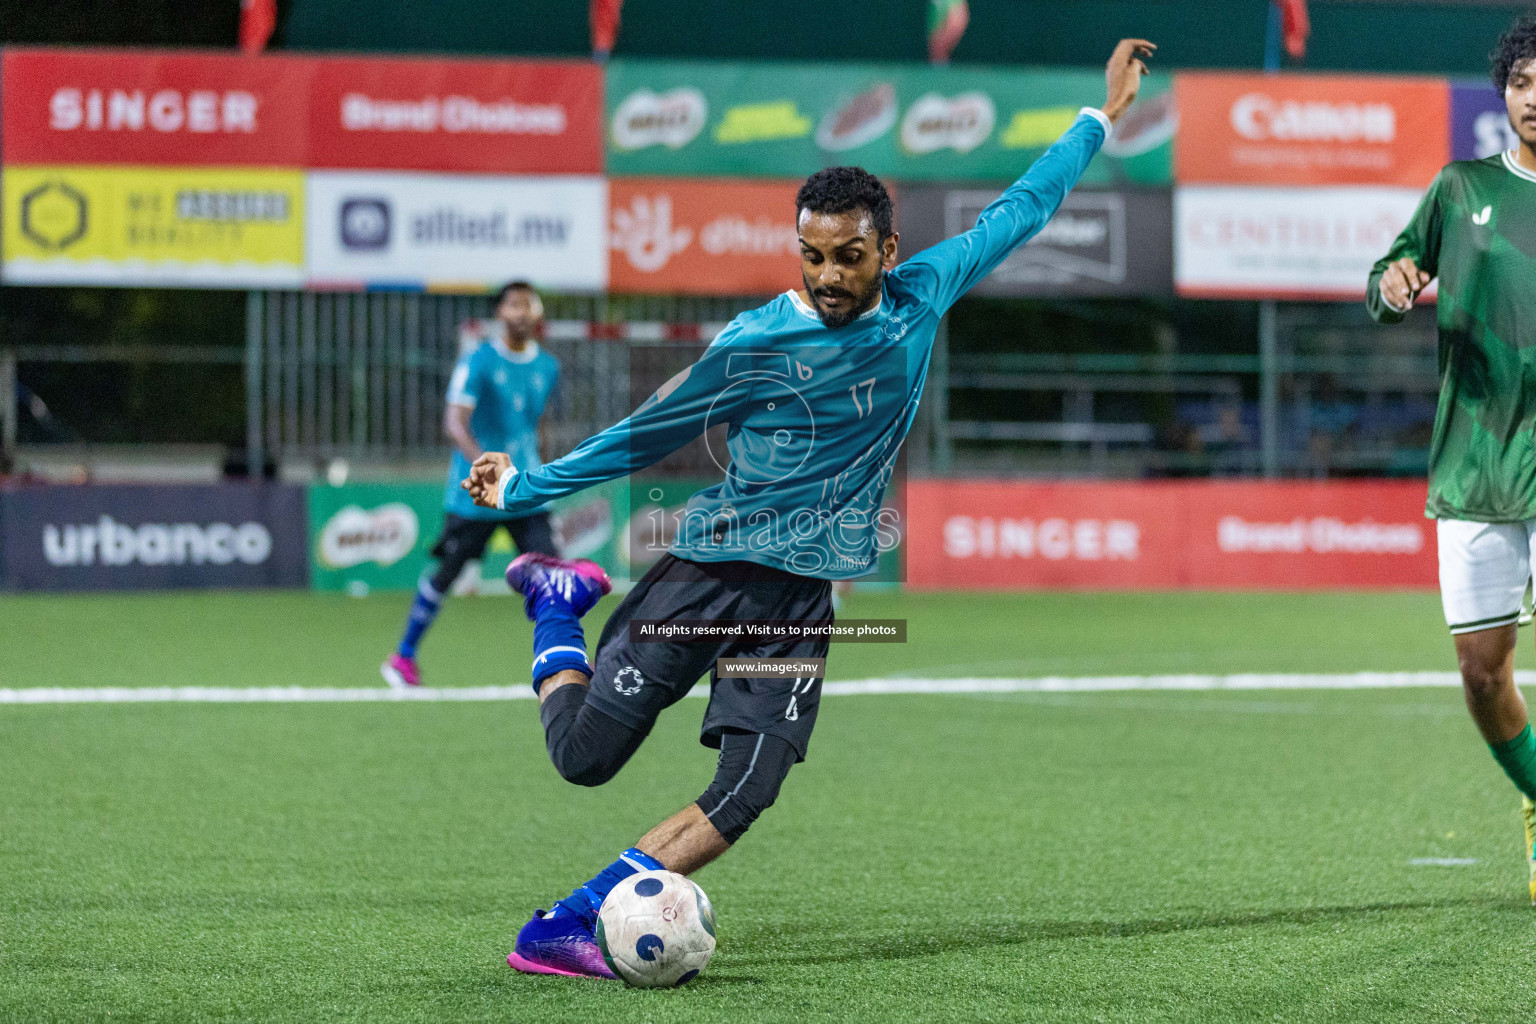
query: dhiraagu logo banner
605 60 1173 185
2 165 305 287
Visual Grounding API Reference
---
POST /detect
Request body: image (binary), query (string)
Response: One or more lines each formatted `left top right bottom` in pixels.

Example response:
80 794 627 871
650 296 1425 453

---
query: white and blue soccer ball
596 870 716 987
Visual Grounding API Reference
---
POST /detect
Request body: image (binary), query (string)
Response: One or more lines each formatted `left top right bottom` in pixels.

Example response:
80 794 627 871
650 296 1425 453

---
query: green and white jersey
1369 152 1536 522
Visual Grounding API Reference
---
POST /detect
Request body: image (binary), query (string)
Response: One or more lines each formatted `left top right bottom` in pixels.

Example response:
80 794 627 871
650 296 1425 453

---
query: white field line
2 671 1533 705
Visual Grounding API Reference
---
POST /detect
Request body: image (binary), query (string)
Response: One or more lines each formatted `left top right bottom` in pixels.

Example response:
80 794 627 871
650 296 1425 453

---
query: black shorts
427 512 556 591
585 554 833 762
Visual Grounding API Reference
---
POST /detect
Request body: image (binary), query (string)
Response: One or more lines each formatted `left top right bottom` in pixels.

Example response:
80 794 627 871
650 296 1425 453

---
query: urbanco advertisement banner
1 48 312 167
1174 185 1432 301
605 59 1174 185
905 479 1435 590
1174 72 1448 188
0 483 308 592
306 56 601 174
898 186 1172 297
305 172 607 291
608 178 802 295
2 165 305 287
1451 80 1518 162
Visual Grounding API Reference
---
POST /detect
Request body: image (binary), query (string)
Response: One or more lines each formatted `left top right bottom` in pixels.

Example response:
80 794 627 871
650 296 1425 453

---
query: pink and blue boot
508 909 618 980
505 553 612 619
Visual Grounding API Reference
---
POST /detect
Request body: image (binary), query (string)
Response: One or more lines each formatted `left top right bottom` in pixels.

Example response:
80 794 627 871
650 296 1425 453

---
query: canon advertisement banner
608 178 801 295
1174 72 1448 188
0 483 308 591
905 479 1435 590
898 187 1172 297
307 56 601 174
1174 185 1431 301
306 172 607 291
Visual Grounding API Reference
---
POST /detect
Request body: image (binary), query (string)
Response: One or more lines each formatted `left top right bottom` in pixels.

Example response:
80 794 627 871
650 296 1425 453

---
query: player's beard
804 271 884 330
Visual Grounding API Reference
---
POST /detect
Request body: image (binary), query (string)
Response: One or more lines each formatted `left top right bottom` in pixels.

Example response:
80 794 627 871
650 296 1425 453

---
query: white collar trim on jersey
1502 150 1536 184
786 288 884 324
493 336 540 363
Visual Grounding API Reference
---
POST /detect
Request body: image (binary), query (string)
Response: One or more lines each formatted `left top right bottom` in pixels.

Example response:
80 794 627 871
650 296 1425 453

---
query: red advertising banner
906 479 1436 590
0 49 602 174
608 178 801 295
306 56 601 173
1 48 312 166
1174 72 1449 188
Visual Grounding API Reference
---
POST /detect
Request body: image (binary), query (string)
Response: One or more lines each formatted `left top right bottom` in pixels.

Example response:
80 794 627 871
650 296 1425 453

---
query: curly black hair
796 166 894 239
1491 15 1536 91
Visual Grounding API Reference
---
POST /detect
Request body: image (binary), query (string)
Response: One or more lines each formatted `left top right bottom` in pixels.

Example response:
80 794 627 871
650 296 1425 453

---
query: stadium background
9 4 1536 1021
4 0 1517 595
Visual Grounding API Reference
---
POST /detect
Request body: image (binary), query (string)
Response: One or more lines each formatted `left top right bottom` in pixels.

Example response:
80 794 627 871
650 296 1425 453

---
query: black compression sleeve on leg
695 731 797 844
428 543 474 596
539 684 647 788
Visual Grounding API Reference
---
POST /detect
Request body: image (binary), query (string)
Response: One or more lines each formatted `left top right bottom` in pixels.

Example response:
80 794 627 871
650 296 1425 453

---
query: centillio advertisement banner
899 186 1172 297
306 172 607 292
0 483 308 592
606 59 1174 185
1174 185 1431 301
2 165 305 287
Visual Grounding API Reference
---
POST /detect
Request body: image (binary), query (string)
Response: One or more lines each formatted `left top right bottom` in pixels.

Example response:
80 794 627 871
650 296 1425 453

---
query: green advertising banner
308 480 626 593
606 59 1173 185
308 481 447 594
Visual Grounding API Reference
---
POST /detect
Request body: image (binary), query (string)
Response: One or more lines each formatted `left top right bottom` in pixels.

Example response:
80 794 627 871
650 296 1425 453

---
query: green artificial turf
0 588 1460 690
4 590 1535 1022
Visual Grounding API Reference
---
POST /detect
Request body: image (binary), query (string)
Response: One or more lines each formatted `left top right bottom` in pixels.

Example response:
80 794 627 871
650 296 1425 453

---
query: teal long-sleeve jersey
495 108 1110 580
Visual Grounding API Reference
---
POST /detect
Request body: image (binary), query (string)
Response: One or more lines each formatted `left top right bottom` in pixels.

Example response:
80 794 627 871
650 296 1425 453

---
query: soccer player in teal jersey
465 41 1155 979
1368 17 1536 903
381 282 560 689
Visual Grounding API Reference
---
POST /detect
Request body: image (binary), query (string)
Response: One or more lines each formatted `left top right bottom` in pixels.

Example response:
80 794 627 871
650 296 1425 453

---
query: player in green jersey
1368 16 1536 903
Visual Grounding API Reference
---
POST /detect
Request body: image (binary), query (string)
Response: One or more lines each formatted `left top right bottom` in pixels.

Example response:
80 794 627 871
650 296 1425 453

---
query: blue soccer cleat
508 909 618 980
506 553 612 620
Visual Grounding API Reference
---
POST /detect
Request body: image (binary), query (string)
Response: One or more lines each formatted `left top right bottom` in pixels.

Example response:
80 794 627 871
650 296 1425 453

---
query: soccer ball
595 870 716 987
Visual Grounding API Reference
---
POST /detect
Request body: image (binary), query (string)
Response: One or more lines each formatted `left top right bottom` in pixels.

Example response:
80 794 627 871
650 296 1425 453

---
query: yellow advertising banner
2 165 304 287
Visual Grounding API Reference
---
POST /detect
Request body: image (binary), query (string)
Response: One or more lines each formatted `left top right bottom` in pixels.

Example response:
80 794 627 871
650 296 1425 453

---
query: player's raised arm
1367 174 1444 323
896 38 1154 314
465 332 749 513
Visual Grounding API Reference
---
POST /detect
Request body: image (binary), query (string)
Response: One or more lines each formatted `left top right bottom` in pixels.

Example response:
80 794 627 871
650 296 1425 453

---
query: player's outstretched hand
462 451 513 508
1379 256 1432 311
1103 38 1156 125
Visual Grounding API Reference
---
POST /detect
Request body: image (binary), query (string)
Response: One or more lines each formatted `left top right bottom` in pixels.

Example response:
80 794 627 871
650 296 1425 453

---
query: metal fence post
1259 299 1280 478
0 346 17 462
244 290 264 478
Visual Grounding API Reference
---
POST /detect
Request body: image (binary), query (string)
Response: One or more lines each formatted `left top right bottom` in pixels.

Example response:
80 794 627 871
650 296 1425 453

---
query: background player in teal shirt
381 281 560 689
465 41 1154 980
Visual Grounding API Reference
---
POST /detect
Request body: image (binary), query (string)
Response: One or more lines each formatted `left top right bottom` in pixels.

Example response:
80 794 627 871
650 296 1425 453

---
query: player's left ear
880 232 899 271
